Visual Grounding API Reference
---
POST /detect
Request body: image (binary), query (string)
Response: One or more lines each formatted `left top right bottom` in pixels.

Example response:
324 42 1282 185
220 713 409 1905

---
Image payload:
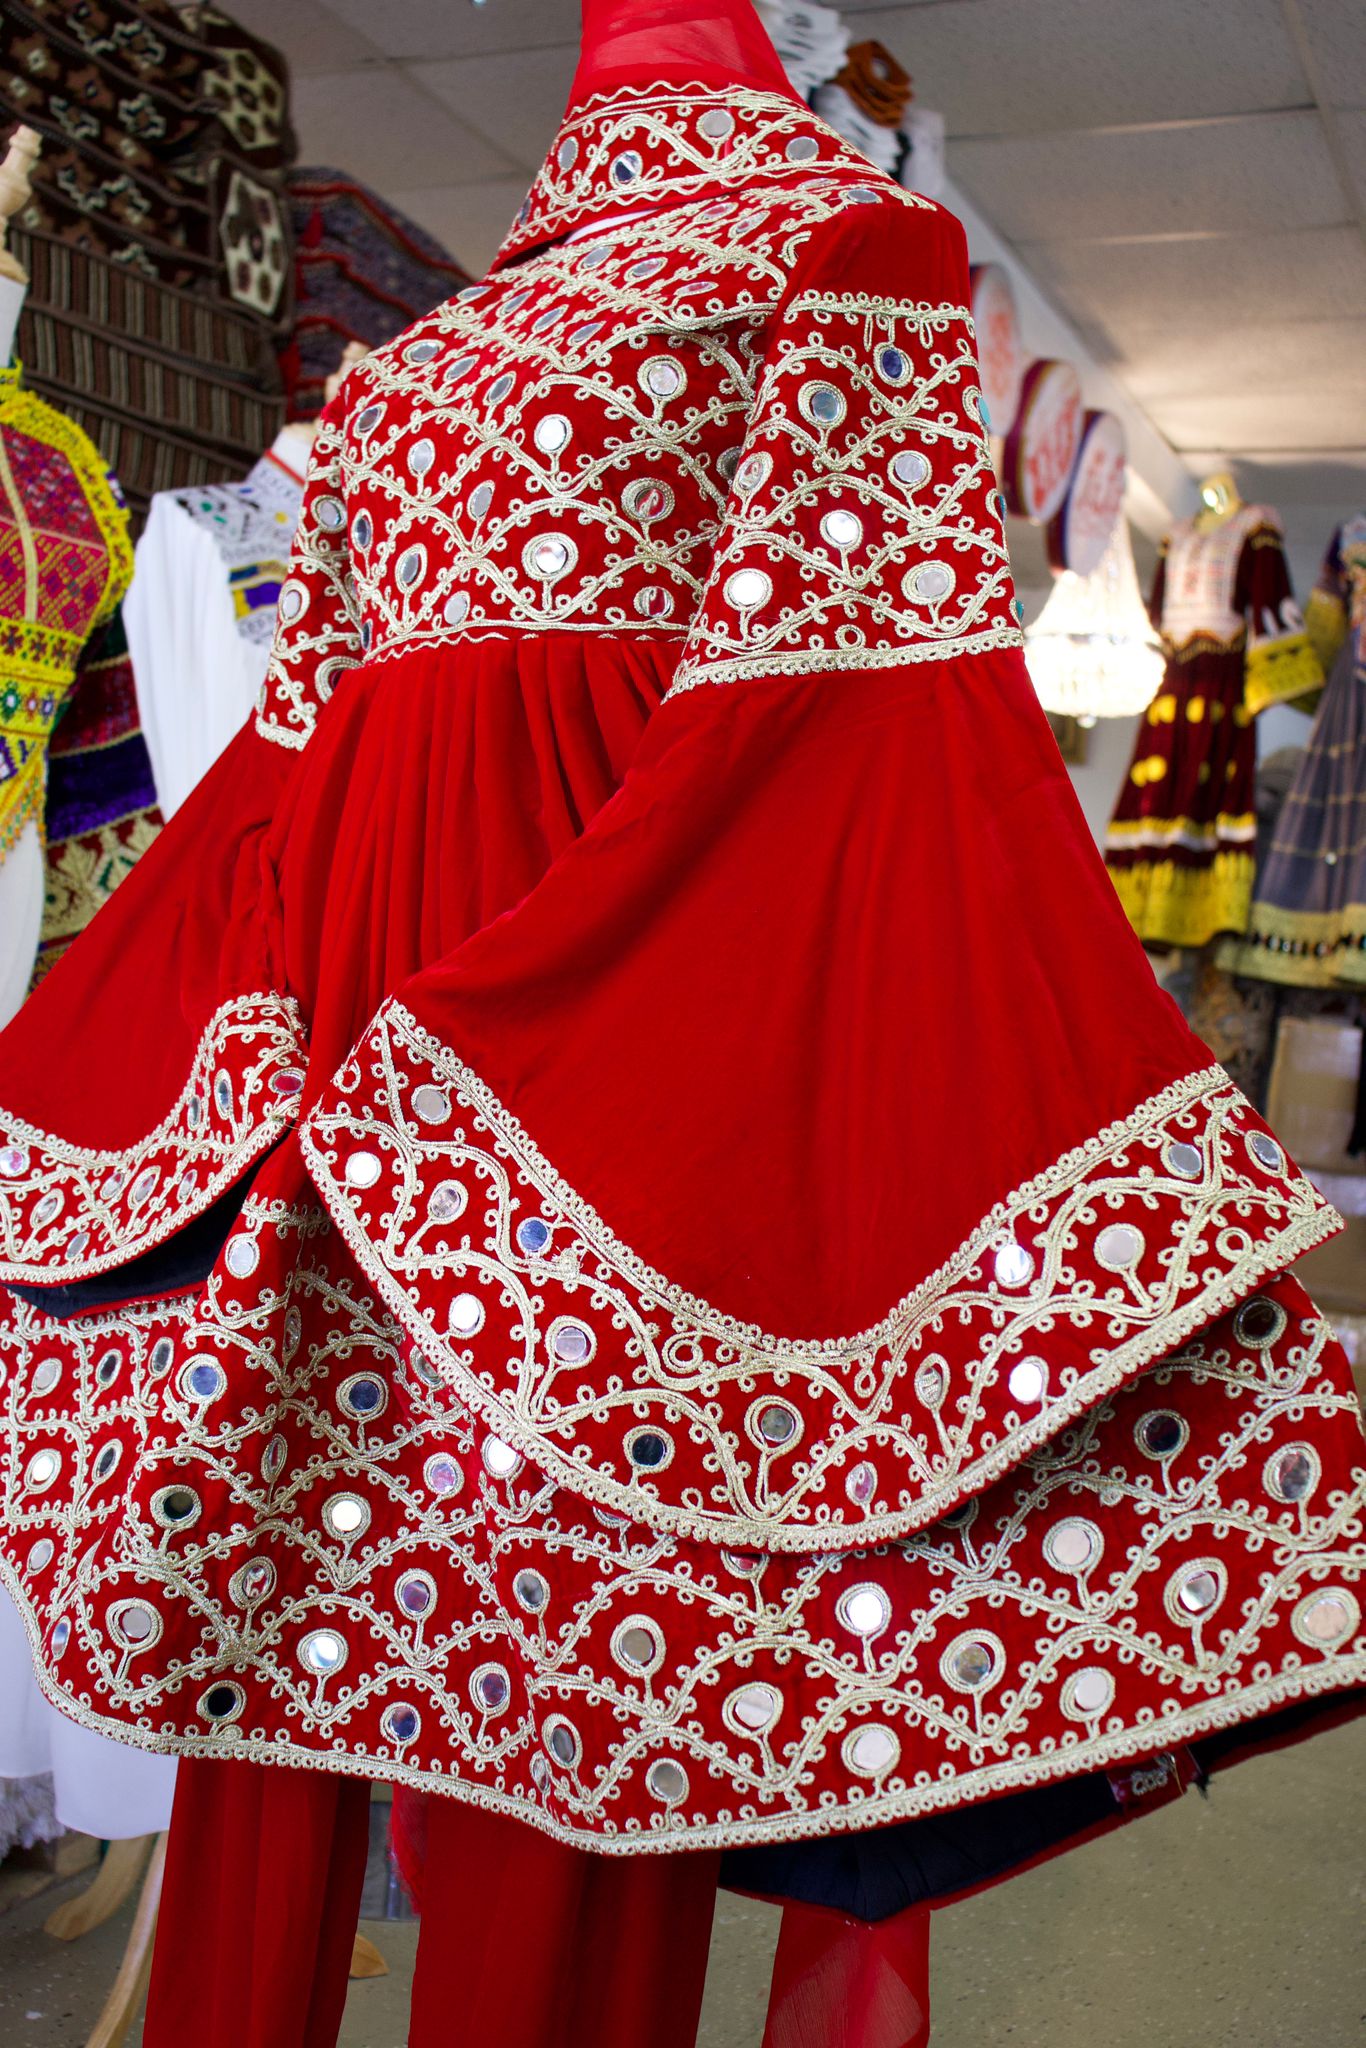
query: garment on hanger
0 365 132 1023
1221 514 1366 986
126 431 308 817
1105 504 1321 949
0 0 1362 1985
1 0 295 524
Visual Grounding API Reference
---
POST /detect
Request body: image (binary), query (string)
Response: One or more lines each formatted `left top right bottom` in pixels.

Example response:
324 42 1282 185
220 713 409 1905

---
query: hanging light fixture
1025 514 1163 725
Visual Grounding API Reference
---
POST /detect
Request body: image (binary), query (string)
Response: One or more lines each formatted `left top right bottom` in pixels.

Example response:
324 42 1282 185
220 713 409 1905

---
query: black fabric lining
720 1692 1364 1918
5 1145 281 1321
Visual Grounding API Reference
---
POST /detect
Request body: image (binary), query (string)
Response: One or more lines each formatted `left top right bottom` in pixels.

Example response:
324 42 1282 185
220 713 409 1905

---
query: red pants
144 1758 932 2048
143 1759 720 2048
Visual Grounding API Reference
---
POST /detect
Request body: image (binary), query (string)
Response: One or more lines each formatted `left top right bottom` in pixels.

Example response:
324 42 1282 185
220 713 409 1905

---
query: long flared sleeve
0 409 363 1290
301 192 1340 1557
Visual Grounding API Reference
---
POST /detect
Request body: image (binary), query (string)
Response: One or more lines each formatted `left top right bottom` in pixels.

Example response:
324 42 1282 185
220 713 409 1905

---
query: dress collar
493 81 886 267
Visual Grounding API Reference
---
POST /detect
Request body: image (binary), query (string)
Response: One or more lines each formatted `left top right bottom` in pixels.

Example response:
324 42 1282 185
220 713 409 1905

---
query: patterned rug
283 169 469 418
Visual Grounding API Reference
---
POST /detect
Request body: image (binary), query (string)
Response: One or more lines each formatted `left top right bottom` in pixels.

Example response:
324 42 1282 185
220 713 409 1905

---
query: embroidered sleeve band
668 270 1019 695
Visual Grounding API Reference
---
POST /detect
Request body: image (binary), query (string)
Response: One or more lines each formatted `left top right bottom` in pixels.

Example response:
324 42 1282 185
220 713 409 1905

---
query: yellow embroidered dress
0 368 133 875
1105 505 1321 949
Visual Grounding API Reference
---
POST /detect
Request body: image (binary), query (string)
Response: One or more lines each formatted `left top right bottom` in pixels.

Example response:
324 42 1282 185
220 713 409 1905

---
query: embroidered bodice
1159 503 1294 649
0 369 132 864
257 86 1019 750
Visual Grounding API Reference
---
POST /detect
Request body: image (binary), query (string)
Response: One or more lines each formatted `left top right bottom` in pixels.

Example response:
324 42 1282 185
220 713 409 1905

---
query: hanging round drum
969 262 1025 441
1002 357 1083 525
1046 409 1128 576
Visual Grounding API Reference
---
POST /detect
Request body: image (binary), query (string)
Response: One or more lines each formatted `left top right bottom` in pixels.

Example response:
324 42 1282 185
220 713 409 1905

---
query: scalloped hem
301 1000 1342 1554
0 993 308 1285
1 1542 1360 1857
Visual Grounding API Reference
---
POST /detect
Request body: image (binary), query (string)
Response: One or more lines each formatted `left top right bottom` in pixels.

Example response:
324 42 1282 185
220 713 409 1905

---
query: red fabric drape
144 1760 371 2048
570 0 798 104
763 1904 931 2048
412 1798 719 2048
144 1761 718 2048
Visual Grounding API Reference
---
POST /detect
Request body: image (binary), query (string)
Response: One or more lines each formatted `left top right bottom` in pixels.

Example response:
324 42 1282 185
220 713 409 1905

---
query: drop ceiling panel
1120 315 1366 405
854 0 1308 138
318 0 577 61
1338 110 1366 208
1146 387 1366 455
418 49 576 172
292 66 521 186
1026 228 1366 350
223 0 384 73
951 113 1347 241
1296 0 1366 110
388 179 534 275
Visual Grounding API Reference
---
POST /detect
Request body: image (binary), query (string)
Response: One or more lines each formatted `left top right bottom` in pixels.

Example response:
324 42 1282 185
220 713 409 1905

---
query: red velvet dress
0 78 1362 1892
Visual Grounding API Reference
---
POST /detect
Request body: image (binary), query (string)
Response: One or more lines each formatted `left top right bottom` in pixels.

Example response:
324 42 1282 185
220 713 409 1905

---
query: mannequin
0 120 176 1844
0 10 1360 2048
1107 467 1318 945
1194 467 1243 532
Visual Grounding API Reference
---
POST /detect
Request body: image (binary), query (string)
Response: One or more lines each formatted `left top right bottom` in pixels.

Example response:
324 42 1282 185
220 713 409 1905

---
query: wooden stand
34 1828 386 2041
81 1834 166 2048
44 1833 157 1942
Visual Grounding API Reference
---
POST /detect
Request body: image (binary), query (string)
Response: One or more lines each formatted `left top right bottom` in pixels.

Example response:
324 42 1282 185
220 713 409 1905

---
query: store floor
0 1716 1361 2046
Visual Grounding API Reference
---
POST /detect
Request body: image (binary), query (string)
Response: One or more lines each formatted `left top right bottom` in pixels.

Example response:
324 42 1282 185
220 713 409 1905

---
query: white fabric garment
811 81 905 175
0 1582 175 1839
753 0 848 95
0 820 43 1030
126 427 309 818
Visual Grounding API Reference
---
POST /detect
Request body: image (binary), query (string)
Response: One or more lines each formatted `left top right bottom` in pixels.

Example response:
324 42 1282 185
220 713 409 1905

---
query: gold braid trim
1107 849 1254 950
1244 630 1324 717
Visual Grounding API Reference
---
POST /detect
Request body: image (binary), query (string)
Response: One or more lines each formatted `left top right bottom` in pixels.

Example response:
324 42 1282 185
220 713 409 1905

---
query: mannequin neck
266 421 315 482
0 275 27 367
1194 471 1241 533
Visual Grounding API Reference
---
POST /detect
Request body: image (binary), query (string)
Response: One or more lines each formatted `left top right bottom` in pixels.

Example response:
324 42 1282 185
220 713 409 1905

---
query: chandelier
1025 516 1164 724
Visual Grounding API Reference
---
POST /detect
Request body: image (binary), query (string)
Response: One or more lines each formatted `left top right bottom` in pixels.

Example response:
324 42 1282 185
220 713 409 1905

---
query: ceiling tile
1337 108 1366 207
417 48 576 172
1296 0 1366 110
1119 316 1366 405
292 67 521 187
950 113 1348 240
319 0 577 61
1025 227 1366 354
849 0 1309 138
1145 387 1366 456
221 0 385 74
387 179 534 275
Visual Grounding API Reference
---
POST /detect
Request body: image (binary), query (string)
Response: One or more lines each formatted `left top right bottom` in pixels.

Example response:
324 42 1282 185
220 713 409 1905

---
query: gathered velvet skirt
0 629 1361 1883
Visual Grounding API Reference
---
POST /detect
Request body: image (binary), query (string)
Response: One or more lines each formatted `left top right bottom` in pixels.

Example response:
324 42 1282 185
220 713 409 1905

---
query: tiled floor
0 1717 1361 2047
